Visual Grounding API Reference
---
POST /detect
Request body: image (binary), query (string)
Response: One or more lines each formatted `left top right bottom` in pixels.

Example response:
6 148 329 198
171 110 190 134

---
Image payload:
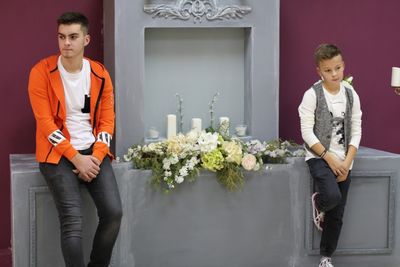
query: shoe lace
319 257 333 267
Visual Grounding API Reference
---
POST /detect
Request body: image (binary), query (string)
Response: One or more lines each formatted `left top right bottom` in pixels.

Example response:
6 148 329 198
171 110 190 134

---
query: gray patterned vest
307 81 354 154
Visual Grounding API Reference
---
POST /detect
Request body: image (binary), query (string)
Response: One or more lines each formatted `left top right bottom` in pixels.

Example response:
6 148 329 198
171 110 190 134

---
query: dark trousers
39 149 123 267
307 158 351 257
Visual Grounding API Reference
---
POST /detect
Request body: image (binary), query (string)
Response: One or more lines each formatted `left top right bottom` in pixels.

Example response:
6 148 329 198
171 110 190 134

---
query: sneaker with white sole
319 257 334 267
312 192 324 231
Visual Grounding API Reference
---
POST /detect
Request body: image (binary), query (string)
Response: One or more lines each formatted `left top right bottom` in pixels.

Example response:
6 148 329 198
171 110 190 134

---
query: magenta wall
280 0 400 153
0 0 103 253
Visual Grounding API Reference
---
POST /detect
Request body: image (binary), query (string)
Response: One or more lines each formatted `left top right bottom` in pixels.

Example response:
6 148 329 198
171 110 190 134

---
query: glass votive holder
235 124 247 137
148 126 159 139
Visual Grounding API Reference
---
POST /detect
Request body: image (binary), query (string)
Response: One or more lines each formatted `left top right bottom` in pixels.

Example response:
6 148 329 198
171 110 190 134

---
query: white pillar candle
191 118 202 133
392 67 400 87
167 114 176 139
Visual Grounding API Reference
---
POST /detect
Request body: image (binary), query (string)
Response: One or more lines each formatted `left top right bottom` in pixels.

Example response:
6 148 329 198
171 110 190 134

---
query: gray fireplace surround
103 0 280 156
10 147 400 267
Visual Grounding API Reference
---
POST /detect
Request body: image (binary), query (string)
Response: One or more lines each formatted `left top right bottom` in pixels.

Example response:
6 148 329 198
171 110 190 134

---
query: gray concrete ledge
10 147 400 267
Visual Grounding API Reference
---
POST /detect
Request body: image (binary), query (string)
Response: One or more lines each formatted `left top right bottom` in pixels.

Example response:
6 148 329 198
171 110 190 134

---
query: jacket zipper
91 69 105 133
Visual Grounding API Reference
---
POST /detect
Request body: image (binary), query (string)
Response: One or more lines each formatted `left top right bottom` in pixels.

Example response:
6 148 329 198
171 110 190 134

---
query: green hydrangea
201 149 225 172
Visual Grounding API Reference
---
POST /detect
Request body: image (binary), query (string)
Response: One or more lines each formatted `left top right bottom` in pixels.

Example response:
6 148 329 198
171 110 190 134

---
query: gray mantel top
10 147 400 174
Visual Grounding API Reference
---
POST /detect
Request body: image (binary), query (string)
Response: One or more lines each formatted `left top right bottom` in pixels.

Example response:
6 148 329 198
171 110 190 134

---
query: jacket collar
45 55 106 120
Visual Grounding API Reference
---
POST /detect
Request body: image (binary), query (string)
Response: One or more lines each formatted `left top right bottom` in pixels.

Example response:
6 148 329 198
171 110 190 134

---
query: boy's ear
316 67 321 76
84 34 90 47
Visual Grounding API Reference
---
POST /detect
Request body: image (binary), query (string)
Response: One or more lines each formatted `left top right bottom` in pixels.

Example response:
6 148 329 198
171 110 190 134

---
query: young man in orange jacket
28 12 122 267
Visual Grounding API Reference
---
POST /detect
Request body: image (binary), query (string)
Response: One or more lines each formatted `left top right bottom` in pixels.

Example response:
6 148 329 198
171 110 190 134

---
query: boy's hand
324 152 347 177
70 154 100 182
336 172 349 182
394 88 400 95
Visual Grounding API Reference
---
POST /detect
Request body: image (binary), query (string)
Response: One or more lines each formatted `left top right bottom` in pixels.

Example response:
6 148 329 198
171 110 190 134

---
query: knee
323 191 342 211
112 207 123 224
103 206 123 226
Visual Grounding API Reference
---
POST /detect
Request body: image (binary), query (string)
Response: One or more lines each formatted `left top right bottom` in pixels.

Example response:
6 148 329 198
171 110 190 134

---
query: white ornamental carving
144 0 252 23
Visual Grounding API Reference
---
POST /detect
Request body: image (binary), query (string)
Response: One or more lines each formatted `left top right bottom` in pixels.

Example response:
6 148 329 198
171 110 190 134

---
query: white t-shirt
58 56 95 150
298 81 362 167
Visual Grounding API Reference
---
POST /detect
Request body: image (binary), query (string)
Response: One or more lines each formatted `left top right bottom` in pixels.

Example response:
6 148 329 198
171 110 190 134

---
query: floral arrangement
124 131 305 192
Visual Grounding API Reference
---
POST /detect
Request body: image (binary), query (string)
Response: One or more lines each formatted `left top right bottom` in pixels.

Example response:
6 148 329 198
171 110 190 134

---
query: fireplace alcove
103 0 280 156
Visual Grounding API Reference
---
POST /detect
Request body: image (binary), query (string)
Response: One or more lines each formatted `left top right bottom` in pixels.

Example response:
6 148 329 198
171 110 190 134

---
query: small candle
148 127 159 139
191 118 202 133
392 67 400 87
235 125 247 137
167 114 176 139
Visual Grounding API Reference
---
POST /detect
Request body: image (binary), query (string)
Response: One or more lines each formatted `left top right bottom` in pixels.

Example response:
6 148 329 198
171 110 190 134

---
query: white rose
241 154 257 171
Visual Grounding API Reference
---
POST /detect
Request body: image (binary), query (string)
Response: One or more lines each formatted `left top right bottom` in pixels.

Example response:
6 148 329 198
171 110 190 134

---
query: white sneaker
319 257 334 267
312 192 324 231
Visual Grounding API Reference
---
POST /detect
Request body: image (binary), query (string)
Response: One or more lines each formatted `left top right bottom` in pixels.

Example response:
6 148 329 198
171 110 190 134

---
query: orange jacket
28 55 115 163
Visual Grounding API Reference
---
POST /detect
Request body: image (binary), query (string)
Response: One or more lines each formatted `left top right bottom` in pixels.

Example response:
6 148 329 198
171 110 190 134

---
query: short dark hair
314 44 342 65
57 12 89 34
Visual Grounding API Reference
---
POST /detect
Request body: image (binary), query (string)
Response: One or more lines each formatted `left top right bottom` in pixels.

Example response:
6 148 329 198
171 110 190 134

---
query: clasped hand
71 154 101 182
324 152 349 182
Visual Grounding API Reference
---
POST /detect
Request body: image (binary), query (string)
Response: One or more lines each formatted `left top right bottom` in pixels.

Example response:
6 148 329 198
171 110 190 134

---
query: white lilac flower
266 150 277 157
281 141 292 149
169 155 179 165
162 158 171 170
275 149 286 157
175 176 184 184
246 140 266 155
179 167 188 177
164 171 172 177
198 131 219 153
292 149 306 157
186 156 199 170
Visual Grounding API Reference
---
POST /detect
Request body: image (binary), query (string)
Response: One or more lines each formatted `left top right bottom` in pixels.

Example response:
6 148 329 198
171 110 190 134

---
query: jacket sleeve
28 65 78 161
298 88 320 147
92 69 115 162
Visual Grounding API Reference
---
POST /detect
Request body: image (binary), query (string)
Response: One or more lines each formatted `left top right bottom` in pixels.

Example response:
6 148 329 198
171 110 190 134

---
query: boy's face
317 55 345 87
58 23 90 60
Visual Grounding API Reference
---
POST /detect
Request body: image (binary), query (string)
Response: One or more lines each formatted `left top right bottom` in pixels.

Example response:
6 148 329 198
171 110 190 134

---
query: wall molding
306 170 397 255
29 186 117 267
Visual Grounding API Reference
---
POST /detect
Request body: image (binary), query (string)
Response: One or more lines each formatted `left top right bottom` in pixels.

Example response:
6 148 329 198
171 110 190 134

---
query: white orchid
198 131 219 153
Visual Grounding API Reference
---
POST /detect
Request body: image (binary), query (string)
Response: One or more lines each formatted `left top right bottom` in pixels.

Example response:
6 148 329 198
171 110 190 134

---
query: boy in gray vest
298 44 362 267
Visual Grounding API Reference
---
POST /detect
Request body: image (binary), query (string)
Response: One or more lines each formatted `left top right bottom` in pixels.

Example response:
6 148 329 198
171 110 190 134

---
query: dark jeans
307 158 351 257
39 149 122 267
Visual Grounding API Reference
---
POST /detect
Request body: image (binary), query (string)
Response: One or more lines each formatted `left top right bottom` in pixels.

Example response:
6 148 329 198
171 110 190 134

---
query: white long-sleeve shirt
298 81 362 164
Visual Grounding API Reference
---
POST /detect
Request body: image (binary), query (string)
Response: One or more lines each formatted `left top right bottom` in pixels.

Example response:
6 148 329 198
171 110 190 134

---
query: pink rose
241 154 257 171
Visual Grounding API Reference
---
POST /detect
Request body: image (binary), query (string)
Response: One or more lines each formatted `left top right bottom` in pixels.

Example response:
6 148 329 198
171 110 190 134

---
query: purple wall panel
280 0 400 154
0 0 103 250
